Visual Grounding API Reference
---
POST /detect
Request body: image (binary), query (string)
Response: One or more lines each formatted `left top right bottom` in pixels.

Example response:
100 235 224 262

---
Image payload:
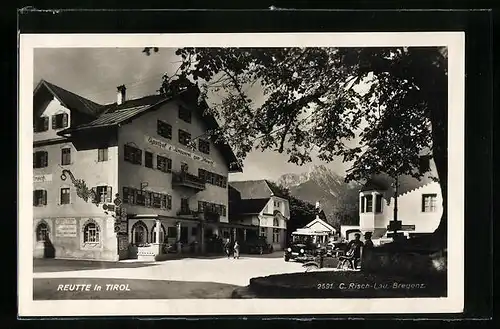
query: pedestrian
346 233 364 268
363 232 374 249
233 240 240 259
223 238 231 259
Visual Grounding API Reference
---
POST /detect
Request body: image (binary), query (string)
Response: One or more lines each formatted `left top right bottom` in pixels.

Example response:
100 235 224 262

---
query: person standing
363 232 374 249
346 233 364 268
233 240 240 259
224 238 231 259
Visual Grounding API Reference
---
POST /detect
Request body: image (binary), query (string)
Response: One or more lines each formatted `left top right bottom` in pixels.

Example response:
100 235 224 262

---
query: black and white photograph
18 32 465 316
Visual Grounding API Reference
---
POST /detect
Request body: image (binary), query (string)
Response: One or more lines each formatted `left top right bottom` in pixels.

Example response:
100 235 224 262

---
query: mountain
276 165 361 226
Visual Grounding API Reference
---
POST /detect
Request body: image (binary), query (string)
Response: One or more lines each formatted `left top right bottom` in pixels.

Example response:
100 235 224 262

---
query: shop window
132 221 148 245
36 221 49 242
83 221 100 243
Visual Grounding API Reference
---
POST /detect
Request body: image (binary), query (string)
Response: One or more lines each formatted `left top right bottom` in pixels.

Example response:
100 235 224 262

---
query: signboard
103 204 115 212
120 207 127 221
146 136 215 167
55 218 77 237
118 235 128 251
401 225 416 231
33 174 53 183
113 196 122 207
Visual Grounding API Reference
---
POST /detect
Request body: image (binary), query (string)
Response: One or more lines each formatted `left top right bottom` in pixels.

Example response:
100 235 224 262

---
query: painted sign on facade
55 218 77 237
145 136 215 167
33 174 53 183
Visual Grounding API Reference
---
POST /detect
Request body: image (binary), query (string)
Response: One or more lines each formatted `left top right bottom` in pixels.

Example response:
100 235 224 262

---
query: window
360 196 365 213
422 194 437 212
83 222 100 243
273 228 280 243
61 148 71 165
178 129 191 146
98 148 108 162
33 151 48 168
36 222 49 242
375 194 383 213
178 105 192 123
145 151 154 168
198 201 226 216
157 155 172 173
96 186 112 203
181 198 189 213
181 162 189 172
33 190 47 206
151 193 162 208
273 218 279 227
124 145 142 165
157 120 172 139
60 188 70 205
52 113 69 129
365 195 373 212
131 221 148 245
34 117 49 132
191 227 198 236
167 226 177 238
199 169 227 188
122 186 171 210
198 139 210 154
150 224 166 243
260 227 267 237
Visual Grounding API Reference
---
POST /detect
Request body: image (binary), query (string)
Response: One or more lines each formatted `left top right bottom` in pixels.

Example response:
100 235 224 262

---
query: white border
18 32 465 317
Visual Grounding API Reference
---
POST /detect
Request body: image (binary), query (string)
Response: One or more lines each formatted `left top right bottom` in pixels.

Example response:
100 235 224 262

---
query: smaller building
228 180 290 251
294 214 337 245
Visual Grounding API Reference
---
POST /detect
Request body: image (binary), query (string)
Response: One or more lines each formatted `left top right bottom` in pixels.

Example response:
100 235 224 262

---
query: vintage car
284 231 326 262
240 237 274 254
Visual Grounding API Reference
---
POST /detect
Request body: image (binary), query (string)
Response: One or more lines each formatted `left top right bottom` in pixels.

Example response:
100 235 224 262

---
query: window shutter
43 152 48 167
33 191 36 206
421 195 426 212
107 186 112 203
43 117 49 131
51 115 57 129
33 153 36 168
43 190 47 205
62 113 68 128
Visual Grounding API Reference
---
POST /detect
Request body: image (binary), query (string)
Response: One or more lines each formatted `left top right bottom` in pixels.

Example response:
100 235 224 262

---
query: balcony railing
176 208 200 217
172 171 206 191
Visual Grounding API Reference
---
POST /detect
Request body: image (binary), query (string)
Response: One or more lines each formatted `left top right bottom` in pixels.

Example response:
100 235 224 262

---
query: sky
34 47 353 182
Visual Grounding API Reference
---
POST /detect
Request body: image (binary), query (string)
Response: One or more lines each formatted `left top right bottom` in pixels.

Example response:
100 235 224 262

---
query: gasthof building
33 80 243 261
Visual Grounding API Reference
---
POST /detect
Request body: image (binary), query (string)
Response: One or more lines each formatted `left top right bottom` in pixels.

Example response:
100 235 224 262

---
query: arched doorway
35 220 55 258
150 223 166 243
131 221 148 245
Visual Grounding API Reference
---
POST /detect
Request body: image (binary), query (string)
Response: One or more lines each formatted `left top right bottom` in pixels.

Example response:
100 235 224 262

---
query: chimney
117 85 126 105
315 201 320 209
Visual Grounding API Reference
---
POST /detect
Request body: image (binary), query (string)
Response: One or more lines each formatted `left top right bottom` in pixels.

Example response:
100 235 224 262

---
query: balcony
176 208 201 218
172 171 206 191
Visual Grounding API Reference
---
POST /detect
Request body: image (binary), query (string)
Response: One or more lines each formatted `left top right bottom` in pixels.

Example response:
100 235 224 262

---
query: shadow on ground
34 278 239 299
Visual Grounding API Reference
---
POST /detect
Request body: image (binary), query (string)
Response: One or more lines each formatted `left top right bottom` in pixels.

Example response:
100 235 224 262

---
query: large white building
33 79 243 261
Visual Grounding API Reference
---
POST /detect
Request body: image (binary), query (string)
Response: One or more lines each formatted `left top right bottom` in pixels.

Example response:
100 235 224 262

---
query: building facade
228 180 290 251
357 158 443 242
33 80 242 261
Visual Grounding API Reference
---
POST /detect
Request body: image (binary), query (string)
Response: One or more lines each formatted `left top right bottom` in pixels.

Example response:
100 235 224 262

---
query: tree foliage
145 46 448 241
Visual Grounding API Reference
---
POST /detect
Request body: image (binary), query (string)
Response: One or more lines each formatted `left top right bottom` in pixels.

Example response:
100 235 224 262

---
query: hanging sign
145 136 215 167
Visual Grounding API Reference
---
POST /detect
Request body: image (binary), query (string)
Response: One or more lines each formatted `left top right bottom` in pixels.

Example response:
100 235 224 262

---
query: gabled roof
228 179 287 200
361 171 437 197
34 79 105 117
229 198 270 216
305 217 336 233
33 79 242 172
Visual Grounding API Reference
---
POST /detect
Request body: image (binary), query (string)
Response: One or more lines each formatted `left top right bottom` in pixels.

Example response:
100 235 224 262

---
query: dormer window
34 117 49 132
52 113 69 130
